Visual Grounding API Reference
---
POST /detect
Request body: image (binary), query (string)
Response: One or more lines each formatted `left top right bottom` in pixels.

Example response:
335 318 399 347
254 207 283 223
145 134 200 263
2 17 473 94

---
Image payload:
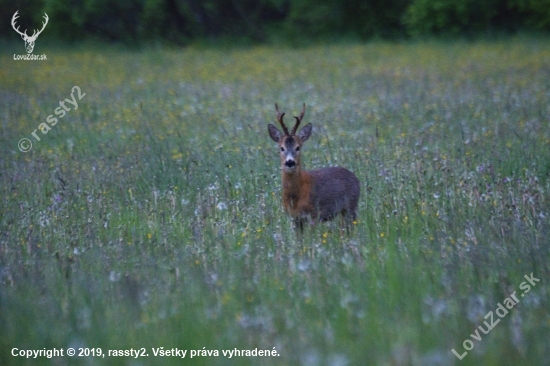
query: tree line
2 0 549 43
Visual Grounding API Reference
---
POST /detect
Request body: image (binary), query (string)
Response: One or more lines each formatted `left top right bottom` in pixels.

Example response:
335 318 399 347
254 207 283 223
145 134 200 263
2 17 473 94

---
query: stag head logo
11 11 49 54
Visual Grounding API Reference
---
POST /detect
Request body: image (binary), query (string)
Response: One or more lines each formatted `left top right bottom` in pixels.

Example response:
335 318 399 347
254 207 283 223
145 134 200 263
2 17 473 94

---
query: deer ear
268 124 282 143
298 123 312 142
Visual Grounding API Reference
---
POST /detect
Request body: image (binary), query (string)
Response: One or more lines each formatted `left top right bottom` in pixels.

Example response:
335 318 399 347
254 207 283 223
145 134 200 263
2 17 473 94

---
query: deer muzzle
284 158 296 168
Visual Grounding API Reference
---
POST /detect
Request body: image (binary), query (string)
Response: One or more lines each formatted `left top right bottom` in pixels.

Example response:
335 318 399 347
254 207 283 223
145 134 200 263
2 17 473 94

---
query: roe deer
268 103 360 231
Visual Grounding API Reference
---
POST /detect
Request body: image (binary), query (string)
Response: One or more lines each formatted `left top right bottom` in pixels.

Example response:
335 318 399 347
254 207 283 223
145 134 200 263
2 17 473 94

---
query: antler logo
11 11 49 54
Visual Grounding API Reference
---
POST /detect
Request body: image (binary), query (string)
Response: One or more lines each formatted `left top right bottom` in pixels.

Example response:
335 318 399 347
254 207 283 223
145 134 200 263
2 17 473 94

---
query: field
1 38 549 365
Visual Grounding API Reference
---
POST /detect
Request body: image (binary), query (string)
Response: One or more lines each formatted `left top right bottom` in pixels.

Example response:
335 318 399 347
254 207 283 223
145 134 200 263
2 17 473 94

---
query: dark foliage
1 0 549 43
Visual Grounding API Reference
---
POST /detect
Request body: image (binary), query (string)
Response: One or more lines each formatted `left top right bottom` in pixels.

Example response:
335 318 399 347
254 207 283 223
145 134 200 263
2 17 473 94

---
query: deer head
12 11 49 54
268 103 312 173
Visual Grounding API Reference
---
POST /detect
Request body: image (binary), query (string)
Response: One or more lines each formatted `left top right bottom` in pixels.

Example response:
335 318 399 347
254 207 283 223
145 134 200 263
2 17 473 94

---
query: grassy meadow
1 38 550 365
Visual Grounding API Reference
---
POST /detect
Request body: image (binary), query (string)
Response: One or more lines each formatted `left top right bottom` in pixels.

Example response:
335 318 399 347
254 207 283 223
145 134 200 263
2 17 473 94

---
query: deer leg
293 218 304 233
340 210 355 235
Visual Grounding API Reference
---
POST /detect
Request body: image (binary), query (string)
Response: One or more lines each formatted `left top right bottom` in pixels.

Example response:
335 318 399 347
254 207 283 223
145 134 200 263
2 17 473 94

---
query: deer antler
11 11 28 38
11 11 48 41
275 103 290 136
30 13 49 40
291 103 306 135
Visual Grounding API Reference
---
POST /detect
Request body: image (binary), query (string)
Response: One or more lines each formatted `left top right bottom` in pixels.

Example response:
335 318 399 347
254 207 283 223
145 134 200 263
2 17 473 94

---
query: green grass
1 37 549 365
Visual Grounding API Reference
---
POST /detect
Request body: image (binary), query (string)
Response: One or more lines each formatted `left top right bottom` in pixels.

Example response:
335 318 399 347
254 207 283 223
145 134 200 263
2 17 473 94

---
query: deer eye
296 146 300 151
280 147 285 152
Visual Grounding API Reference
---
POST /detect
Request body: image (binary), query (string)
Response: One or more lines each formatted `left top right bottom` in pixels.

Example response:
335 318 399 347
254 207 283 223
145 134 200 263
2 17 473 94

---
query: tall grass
1 38 549 365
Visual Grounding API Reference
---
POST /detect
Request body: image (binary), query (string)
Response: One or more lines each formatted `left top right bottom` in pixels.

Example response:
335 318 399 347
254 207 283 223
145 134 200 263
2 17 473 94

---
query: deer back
308 167 360 220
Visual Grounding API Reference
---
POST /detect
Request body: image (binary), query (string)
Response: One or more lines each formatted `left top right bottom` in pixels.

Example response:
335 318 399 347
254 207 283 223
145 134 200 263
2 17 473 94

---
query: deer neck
281 168 310 208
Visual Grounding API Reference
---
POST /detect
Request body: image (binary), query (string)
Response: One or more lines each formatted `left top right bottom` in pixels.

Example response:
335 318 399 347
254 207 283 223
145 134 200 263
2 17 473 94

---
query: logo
12 10 48 60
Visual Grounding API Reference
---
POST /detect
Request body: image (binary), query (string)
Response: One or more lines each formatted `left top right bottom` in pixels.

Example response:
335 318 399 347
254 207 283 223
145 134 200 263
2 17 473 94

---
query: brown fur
281 166 360 224
282 170 313 218
268 104 360 230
